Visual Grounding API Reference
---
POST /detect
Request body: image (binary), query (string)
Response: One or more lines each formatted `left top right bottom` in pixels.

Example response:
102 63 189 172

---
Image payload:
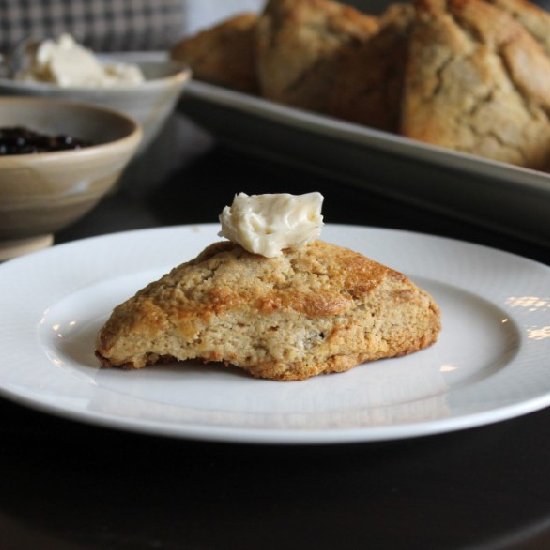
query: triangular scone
96 241 440 381
170 13 258 93
255 0 379 112
325 3 415 133
401 0 550 169
255 1 415 133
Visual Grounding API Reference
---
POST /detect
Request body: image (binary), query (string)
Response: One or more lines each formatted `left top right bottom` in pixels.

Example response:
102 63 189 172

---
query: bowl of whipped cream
0 34 190 151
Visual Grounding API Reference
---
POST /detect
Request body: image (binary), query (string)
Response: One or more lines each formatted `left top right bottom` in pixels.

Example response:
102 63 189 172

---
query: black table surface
2 115 550 550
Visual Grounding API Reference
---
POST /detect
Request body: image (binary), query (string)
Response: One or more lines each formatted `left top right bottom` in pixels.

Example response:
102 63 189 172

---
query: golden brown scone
255 0 379 112
253 1 413 133
170 13 258 93
326 3 415 132
401 0 550 169
96 241 440 381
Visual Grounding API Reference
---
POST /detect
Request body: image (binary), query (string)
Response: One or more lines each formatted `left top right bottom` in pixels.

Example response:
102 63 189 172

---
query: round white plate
0 224 549 444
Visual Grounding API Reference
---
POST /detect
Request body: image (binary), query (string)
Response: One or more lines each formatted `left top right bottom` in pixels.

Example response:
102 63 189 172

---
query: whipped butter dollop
219 192 324 258
16 34 145 88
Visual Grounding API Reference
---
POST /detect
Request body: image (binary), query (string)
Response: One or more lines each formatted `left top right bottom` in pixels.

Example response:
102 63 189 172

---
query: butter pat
219 192 324 258
16 34 145 88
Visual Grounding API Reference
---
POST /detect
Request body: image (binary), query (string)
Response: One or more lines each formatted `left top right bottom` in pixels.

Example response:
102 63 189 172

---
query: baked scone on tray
258 1 414 132
170 13 259 93
171 0 550 171
96 193 441 381
255 0 379 112
325 3 415 132
402 0 550 169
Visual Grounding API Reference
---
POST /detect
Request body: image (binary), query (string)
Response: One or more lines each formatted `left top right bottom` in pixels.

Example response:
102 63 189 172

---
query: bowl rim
0 58 191 93
0 96 142 163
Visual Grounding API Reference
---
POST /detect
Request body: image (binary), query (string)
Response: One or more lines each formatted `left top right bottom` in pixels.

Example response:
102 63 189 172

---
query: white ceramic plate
1 224 549 444
180 81 550 246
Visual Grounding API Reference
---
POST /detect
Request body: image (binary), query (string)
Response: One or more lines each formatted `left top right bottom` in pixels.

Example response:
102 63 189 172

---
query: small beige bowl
0 56 190 151
0 97 142 259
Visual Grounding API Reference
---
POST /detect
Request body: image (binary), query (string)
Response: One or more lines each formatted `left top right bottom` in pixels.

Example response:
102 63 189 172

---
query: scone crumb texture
96 240 441 381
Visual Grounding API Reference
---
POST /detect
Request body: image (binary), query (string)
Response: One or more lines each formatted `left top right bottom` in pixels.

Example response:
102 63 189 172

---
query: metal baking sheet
179 80 550 246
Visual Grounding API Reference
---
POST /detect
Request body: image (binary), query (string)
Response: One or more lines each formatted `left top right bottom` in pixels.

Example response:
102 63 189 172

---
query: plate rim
3 382 550 444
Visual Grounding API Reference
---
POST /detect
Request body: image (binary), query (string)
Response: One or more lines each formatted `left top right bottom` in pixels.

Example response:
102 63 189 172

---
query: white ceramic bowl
0 55 190 151
0 97 142 258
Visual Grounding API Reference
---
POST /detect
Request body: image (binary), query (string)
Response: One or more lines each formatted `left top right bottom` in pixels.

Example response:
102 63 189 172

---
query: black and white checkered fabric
0 0 185 53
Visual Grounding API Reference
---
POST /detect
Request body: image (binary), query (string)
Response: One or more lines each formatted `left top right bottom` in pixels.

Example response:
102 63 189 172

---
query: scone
170 13 258 93
401 0 550 169
325 3 415 132
255 0 379 112
256 0 415 133
96 241 440 381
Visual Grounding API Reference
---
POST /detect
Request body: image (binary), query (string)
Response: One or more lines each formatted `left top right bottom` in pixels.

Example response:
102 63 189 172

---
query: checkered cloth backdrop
0 0 185 53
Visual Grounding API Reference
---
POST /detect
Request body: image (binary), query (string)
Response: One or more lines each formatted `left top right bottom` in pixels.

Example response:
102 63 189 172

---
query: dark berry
0 126 92 155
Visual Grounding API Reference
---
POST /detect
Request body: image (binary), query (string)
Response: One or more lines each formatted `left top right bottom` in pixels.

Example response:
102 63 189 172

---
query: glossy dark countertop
1 114 549 550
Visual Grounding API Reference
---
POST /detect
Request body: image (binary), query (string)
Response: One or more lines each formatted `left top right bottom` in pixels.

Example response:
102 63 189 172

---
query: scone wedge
325 3 415 132
255 0 379 111
96 241 440 381
402 0 550 169
170 13 258 93
255 0 414 133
